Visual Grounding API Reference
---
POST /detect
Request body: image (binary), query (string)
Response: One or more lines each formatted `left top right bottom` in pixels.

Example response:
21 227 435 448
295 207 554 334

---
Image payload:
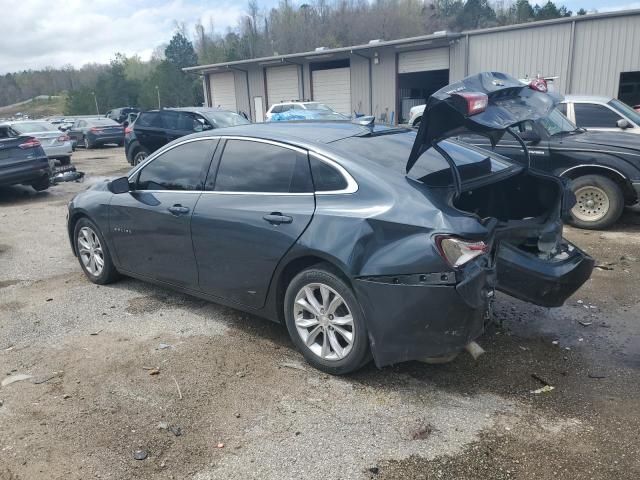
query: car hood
567 130 640 152
408 71 562 173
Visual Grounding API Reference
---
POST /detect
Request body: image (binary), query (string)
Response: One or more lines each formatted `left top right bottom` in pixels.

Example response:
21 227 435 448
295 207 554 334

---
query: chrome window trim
128 134 358 196
309 152 359 195
558 164 628 179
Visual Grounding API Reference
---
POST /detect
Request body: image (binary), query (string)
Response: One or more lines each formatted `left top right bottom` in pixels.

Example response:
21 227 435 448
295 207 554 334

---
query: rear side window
574 103 622 128
211 140 312 193
310 157 347 191
136 112 162 128
557 103 567 115
136 139 215 191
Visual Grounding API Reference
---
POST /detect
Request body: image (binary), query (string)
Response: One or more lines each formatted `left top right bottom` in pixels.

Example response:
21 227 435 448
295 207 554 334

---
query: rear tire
284 265 370 375
83 136 94 149
568 174 624 230
133 148 150 165
31 176 50 192
74 218 119 285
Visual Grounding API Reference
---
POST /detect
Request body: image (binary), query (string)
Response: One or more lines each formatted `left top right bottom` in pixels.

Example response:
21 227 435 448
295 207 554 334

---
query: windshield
538 108 578 135
204 111 250 128
304 102 333 112
331 131 514 187
12 121 57 133
608 99 640 125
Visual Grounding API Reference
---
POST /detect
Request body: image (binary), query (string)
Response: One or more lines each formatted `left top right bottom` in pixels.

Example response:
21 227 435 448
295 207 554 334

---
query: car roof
190 121 400 146
563 94 612 103
144 107 237 115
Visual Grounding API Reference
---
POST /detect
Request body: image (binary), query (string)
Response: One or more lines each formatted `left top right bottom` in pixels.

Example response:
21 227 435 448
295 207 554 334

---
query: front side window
538 108 577 135
136 139 215 191
211 140 312 193
574 103 622 128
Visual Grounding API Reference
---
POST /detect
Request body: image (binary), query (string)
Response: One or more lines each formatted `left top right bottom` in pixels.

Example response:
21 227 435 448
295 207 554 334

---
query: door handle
168 204 190 216
263 212 293 225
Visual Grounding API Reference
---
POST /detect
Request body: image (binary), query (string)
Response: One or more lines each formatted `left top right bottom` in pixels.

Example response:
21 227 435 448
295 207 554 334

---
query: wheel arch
559 164 637 203
67 210 91 256
271 253 353 324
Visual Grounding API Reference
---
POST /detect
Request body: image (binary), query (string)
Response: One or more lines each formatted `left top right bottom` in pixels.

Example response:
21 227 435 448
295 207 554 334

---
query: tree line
0 0 591 114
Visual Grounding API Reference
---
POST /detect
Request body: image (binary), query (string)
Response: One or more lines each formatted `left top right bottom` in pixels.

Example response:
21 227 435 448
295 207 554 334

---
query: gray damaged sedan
67 72 594 374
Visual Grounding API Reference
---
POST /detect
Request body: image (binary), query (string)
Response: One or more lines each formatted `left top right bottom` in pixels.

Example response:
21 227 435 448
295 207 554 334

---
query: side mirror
617 118 631 129
519 130 541 144
108 176 131 194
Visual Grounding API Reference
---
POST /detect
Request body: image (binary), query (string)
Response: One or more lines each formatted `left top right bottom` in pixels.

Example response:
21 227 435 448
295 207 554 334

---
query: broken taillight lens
454 92 488 116
529 78 548 93
435 236 488 268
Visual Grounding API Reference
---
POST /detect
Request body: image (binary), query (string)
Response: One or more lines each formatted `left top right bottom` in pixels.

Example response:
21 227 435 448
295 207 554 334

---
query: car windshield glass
331 131 514 187
538 108 578 135
608 99 640 125
12 122 57 133
304 103 333 111
204 111 250 128
89 119 119 126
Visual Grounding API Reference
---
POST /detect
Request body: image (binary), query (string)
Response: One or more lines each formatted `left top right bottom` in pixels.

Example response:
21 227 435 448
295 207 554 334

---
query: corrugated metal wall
350 55 370 115
233 71 251 118
449 36 467 81
572 15 640 97
371 49 396 122
466 23 573 93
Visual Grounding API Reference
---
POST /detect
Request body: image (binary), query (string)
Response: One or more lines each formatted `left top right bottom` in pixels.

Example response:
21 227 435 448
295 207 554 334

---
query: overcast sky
0 0 637 74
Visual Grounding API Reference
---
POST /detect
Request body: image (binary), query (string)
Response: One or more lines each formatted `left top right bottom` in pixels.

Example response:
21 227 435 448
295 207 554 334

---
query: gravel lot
1 146 639 479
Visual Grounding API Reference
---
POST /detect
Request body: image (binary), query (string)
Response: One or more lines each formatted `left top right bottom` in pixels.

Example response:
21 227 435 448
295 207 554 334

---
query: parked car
125 107 250 165
460 107 640 229
0 129 50 191
559 95 640 134
1 120 73 165
67 72 593 374
265 101 340 121
268 109 349 122
105 107 140 124
68 118 124 149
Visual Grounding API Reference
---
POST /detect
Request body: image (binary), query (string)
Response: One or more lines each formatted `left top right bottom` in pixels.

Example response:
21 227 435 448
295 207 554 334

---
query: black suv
125 108 250 165
106 107 140 124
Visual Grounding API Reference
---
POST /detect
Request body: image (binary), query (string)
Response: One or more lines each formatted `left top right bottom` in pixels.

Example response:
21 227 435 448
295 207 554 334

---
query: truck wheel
31 176 50 192
133 148 150 165
569 175 624 230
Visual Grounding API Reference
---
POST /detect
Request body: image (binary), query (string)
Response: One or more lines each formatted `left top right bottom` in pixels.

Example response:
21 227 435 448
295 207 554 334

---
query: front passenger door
192 139 315 308
109 138 217 288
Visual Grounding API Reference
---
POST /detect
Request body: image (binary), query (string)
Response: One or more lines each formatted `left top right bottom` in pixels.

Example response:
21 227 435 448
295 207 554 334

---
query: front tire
74 218 119 284
83 136 94 149
31 176 50 192
284 266 370 375
569 175 624 230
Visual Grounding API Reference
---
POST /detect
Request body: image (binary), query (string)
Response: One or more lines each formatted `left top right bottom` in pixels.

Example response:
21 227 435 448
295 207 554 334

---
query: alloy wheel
134 151 148 165
293 283 355 361
77 226 105 277
83 137 89 149
572 185 610 222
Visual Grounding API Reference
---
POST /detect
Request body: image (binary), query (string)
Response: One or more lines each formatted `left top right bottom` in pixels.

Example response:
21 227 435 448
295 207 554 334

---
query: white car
2 120 73 165
265 101 337 121
560 95 640 134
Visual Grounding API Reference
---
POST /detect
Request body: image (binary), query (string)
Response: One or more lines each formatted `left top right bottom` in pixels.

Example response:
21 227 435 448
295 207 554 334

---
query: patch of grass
0 95 67 119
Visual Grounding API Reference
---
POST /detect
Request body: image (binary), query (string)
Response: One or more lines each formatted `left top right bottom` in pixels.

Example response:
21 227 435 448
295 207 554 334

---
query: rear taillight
529 78 548 93
453 92 488 116
19 138 41 149
90 127 101 133
58 134 70 142
435 236 488 268
125 126 133 134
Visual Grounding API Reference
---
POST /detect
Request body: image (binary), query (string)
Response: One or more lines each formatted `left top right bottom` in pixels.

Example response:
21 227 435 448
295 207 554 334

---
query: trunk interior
453 171 562 223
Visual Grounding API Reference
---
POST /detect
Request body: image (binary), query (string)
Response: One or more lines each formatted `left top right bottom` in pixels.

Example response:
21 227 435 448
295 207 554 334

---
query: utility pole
92 91 99 115
155 85 161 109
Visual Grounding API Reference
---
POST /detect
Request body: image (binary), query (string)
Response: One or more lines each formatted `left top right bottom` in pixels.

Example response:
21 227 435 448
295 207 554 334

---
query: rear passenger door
135 111 167 153
191 139 315 308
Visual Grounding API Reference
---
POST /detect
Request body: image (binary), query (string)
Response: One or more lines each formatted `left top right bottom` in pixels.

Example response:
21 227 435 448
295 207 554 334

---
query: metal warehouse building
185 9 640 124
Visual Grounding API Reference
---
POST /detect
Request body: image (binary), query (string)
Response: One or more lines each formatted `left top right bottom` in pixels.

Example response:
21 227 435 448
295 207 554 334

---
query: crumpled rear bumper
354 260 495 368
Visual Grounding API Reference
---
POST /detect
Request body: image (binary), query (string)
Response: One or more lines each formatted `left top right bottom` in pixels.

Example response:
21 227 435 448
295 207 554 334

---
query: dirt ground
1 147 639 480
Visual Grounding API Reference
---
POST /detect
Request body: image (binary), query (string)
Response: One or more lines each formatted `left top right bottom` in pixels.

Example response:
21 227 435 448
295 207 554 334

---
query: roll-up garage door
266 65 300 108
209 72 237 111
312 67 351 115
398 48 449 74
